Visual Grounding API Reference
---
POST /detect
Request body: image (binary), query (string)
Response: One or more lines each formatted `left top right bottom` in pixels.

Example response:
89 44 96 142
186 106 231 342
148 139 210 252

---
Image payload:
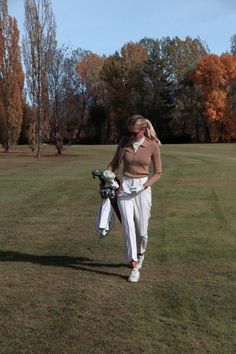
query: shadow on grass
0 250 128 280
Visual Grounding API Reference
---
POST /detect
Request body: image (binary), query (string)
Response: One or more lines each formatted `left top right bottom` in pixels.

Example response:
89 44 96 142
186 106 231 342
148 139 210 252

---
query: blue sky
9 0 236 55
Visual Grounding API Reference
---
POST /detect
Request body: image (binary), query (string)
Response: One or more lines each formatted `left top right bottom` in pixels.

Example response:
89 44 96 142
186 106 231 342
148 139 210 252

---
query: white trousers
117 176 152 263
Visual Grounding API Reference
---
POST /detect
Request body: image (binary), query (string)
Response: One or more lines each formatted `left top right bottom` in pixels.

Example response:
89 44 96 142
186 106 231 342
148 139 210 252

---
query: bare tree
23 0 56 157
47 46 69 154
61 48 92 143
0 0 24 151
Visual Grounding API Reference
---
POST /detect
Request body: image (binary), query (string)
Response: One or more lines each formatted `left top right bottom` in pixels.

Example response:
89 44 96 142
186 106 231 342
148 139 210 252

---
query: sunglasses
128 124 144 132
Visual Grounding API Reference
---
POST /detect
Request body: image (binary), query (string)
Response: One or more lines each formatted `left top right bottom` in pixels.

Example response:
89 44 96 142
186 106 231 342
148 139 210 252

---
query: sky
9 0 236 56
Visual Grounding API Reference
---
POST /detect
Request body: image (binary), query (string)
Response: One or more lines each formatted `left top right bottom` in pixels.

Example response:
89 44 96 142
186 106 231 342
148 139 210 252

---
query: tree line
0 0 236 156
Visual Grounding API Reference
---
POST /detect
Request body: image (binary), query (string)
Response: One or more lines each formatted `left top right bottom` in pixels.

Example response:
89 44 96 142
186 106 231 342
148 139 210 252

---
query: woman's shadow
0 250 128 280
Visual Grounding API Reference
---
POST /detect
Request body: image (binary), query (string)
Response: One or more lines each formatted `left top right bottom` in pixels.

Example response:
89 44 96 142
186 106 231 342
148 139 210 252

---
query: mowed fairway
0 144 235 354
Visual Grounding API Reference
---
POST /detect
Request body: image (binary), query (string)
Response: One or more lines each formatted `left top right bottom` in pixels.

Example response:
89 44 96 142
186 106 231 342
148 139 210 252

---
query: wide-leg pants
117 176 152 263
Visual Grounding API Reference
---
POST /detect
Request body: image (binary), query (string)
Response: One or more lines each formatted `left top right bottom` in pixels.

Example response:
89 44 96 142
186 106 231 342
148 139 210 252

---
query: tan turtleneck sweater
108 137 162 187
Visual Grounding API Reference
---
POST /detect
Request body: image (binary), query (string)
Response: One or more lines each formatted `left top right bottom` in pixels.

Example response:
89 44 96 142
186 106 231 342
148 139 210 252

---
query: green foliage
138 36 208 142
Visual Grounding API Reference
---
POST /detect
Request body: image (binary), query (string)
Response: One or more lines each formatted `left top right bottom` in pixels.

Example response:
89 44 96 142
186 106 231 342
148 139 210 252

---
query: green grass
0 144 235 354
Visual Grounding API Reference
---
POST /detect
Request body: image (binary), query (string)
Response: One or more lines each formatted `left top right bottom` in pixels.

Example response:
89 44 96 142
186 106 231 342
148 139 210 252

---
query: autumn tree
76 53 108 142
221 54 236 140
0 0 24 151
120 42 149 116
101 42 148 141
191 54 236 142
23 0 56 157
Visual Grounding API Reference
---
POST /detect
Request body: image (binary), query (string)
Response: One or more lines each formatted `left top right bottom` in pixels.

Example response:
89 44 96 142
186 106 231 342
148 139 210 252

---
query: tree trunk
56 132 63 155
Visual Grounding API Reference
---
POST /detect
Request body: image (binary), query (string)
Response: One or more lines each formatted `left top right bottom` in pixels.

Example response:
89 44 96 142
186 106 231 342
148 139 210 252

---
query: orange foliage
121 42 148 71
76 54 106 102
0 2 24 151
101 42 148 105
191 54 236 142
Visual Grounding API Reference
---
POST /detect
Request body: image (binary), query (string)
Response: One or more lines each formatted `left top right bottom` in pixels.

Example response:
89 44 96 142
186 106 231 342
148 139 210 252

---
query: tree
100 51 123 141
139 39 175 142
172 78 209 143
18 99 33 144
76 53 107 142
61 48 93 143
23 0 56 157
47 46 69 154
101 42 148 141
139 36 209 142
191 54 236 142
230 34 236 55
0 0 24 151
160 36 209 82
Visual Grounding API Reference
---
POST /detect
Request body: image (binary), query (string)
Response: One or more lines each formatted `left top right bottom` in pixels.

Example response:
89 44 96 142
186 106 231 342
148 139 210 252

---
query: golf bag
92 169 121 238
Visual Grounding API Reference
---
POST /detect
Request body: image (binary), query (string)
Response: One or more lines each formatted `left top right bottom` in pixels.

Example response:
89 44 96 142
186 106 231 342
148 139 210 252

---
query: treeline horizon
0 0 236 157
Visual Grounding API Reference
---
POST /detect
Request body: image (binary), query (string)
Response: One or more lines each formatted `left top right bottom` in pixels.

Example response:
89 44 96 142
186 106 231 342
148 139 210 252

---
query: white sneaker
128 268 140 283
136 254 145 269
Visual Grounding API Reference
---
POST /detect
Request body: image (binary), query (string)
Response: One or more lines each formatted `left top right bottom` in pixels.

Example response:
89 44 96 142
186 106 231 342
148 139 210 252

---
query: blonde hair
128 114 161 146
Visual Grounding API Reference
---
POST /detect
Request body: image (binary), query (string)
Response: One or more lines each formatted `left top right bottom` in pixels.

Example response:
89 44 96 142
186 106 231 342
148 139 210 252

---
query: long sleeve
146 143 162 186
107 145 121 172
107 137 127 172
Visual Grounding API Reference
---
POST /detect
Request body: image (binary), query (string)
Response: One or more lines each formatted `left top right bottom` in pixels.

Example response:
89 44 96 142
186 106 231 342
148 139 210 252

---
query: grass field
0 144 235 354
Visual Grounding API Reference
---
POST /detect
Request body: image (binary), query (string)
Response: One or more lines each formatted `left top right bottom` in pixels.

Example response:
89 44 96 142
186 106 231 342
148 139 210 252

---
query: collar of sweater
128 137 149 148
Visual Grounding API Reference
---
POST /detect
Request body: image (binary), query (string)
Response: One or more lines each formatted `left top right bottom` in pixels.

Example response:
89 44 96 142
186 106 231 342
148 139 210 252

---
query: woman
107 114 162 282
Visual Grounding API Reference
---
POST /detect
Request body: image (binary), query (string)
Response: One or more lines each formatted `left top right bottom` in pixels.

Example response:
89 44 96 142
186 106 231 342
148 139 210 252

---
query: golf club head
91 169 103 179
